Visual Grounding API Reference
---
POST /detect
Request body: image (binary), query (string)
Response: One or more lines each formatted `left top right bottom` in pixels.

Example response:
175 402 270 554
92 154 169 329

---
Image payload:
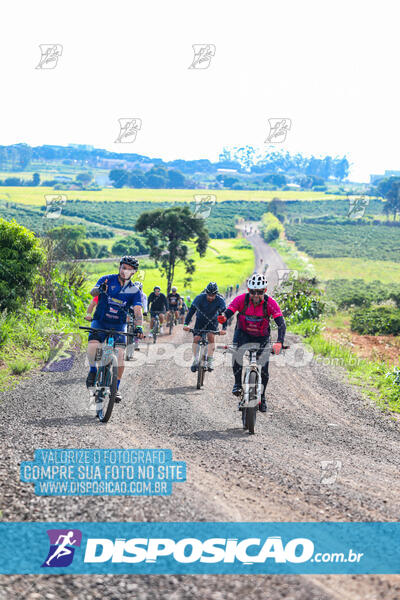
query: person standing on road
183 282 227 372
85 256 144 402
218 273 286 413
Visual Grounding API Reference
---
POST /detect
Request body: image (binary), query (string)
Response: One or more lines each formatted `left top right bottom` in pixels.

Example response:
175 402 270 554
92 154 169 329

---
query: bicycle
189 329 221 390
125 314 136 360
80 326 122 423
167 308 178 335
151 311 162 344
218 341 289 434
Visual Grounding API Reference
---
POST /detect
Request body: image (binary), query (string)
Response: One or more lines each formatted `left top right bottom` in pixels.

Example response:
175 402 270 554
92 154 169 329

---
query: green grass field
82 238 254 298
0 187 347 206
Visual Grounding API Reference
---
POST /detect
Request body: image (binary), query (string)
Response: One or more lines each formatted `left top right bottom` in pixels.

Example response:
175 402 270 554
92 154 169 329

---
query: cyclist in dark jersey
147 286 168 334
167 286 182 326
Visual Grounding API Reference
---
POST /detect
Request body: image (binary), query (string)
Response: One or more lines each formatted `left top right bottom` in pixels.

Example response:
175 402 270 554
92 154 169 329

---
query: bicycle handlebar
217 343 290 355
80 325 145 336
188 329 221 334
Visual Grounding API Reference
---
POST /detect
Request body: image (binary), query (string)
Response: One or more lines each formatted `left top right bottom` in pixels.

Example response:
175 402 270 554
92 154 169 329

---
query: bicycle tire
196 346 203 389
97 354 118 423
169 318 173 336
153 318 159 344
243 370 257 434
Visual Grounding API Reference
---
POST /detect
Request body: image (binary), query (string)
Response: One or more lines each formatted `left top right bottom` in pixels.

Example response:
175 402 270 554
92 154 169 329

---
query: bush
274 276 326 324
0 219 44 311
350 306 400 335
260 213 284 243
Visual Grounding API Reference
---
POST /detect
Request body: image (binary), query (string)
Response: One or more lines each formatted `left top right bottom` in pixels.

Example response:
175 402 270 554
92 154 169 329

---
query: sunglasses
249 289 265 295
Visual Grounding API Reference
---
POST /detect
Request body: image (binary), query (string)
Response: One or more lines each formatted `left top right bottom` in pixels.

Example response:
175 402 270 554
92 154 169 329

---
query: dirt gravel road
1 229 400 599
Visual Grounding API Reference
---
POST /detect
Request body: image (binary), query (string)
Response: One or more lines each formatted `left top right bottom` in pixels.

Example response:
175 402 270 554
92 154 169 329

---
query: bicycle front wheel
196 346 204 389
243 370 258 434
96 354 118 423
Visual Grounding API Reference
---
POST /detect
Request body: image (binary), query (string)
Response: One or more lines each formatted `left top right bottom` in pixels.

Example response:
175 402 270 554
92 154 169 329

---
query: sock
90 366 97 374
117 380 121 390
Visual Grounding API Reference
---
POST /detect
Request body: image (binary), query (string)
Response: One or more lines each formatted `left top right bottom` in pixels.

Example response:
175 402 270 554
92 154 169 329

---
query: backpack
238 293 269 318
237 293 270 337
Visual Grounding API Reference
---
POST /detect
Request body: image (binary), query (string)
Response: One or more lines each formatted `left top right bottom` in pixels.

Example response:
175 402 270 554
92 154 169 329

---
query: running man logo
192 194 216 219
188 44 216 69
347 196 369 219
265 118 292 143
42 529 82 568
320 460 342 485
115 118 142 143
276 269 298 292
44 195 67 219
36 44 63 69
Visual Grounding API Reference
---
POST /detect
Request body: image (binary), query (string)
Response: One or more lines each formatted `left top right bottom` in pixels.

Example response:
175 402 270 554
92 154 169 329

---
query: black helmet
120 256 139 269
206 282 218 294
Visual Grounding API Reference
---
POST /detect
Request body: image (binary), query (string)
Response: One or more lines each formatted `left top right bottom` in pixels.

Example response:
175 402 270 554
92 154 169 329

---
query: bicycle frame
242 348 263 408
80 326 121 422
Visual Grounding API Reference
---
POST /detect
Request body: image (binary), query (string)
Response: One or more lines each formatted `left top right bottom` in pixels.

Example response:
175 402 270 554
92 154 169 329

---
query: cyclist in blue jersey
85 256 143 402
183 282 227 372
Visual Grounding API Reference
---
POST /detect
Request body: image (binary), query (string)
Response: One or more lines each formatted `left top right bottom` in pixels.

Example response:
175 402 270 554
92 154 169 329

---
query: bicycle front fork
243 367 262 404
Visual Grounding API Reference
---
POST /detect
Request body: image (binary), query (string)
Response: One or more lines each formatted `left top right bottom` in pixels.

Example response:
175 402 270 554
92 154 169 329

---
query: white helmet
186 295 190 300
247 273 267 290
134 281 143 291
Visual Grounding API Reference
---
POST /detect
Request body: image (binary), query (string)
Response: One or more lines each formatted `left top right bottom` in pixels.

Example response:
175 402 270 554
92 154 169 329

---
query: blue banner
0 522 399 574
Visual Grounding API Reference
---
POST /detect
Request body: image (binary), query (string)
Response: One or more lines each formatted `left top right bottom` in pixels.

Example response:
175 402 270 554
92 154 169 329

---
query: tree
111 234 148 256
135 206 209 294
109 169 129 188
167 169 186 188
376 177 400 221
76 172 93 185
263 173 287 187
0 218 44 310
47 225 99 259
128 170 146 188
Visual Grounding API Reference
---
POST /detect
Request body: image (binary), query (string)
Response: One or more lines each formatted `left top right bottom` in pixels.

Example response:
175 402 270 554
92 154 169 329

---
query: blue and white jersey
93 274 142 325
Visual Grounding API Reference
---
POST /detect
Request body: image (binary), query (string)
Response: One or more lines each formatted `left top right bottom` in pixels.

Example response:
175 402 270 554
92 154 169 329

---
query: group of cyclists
85 255 286 412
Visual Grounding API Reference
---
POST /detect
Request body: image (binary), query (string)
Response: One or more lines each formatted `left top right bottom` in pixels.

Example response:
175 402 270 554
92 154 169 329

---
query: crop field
285 222 400 262
0 187 347 206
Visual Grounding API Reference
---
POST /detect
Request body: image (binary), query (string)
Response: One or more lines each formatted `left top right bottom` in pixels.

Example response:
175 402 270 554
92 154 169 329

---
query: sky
1 0 399 182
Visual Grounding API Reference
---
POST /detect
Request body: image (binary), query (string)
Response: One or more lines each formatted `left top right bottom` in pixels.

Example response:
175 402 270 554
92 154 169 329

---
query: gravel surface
1 228 400 599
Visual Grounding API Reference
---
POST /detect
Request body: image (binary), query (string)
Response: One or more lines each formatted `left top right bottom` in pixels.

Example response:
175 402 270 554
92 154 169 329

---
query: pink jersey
228 293 283 337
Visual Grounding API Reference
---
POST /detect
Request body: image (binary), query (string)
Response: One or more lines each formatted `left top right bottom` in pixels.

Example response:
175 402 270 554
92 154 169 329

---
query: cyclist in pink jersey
218 273 286 412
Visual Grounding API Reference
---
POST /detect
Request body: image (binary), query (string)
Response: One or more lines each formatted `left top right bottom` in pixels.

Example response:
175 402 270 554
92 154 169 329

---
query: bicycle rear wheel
153 320 158 343
95 354 118 423
243 370 258 434
196 346 204 389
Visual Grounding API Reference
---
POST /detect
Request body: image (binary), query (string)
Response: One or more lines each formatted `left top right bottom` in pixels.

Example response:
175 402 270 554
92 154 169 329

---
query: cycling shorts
88 319 127 346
